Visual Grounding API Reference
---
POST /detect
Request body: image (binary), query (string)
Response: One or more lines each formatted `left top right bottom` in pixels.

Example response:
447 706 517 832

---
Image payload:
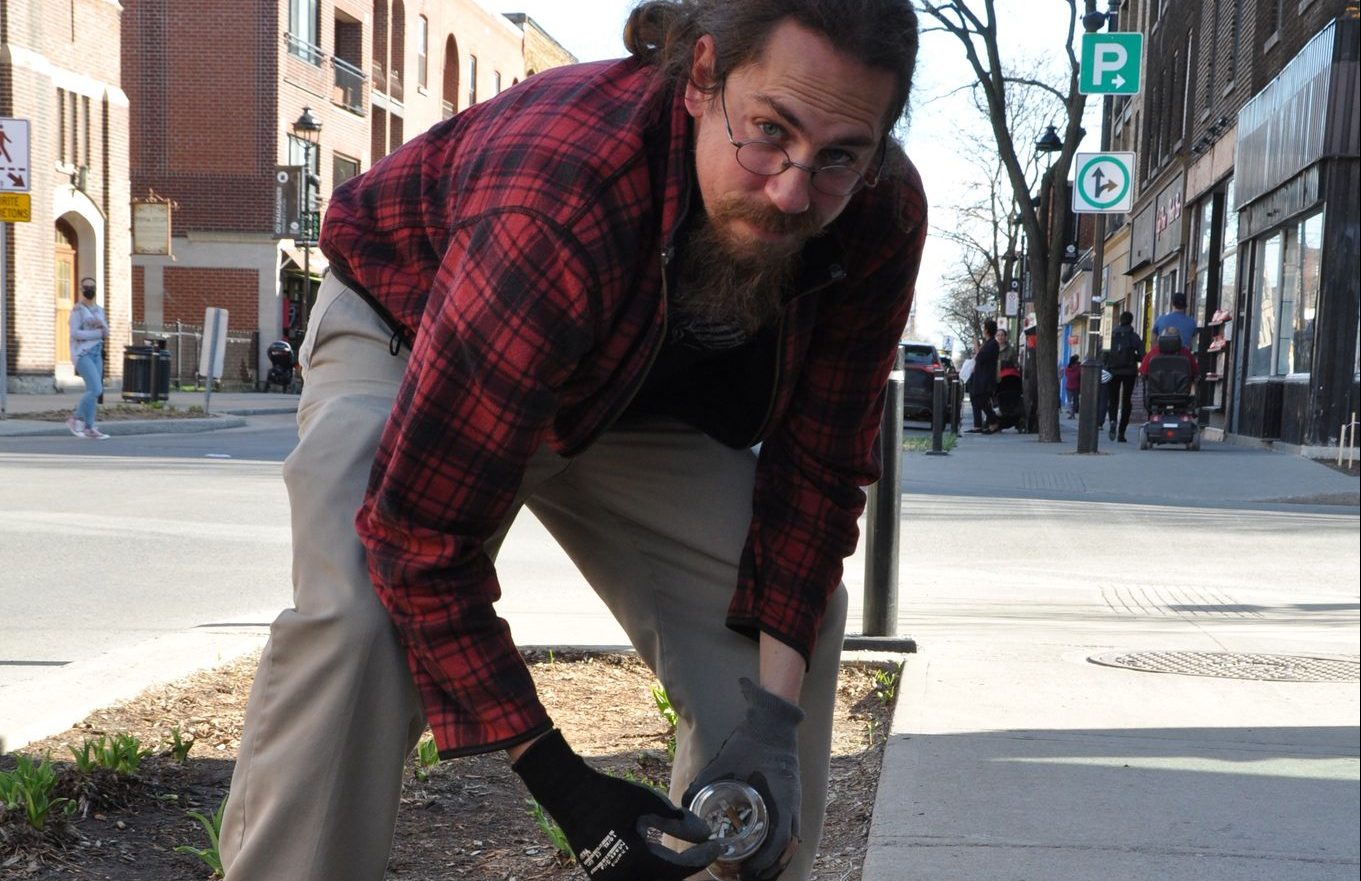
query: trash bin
149 339 172 402
122 345 155 403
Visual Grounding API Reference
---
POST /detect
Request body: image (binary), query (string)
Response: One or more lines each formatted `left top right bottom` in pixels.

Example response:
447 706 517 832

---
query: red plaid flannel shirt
324 58 927 758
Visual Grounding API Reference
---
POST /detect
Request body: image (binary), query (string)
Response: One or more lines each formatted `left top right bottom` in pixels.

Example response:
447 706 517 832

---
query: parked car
899 341 953 424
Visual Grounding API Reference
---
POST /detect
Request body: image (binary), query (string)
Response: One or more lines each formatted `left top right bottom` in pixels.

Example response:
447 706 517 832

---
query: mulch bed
2 650 898 880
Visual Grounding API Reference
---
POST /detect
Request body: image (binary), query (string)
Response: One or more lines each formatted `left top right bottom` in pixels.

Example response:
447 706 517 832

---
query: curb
0 624 271 754
0 415 247 438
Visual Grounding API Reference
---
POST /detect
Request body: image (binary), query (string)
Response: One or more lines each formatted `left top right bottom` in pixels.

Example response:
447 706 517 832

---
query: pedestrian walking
219 3 926 881
968 319 1000 433
1063 355 1081 418
1104 311 1144 442
67 279 110 440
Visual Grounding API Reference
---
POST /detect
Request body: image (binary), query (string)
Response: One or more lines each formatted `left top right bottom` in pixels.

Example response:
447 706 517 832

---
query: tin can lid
689 780 768 863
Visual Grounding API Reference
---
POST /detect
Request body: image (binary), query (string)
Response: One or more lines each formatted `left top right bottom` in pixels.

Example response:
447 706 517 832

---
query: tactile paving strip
1088 651 1360 682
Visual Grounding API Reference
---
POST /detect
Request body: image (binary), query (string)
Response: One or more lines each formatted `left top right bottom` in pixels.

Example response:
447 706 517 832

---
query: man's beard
672 195 821 336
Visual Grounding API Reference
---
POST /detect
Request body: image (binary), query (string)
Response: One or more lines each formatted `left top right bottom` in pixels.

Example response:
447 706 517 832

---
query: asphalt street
5 413 1355 691
0 415 297 692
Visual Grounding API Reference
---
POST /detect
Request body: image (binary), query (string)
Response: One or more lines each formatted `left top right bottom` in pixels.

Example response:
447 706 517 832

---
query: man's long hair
623 0 919 132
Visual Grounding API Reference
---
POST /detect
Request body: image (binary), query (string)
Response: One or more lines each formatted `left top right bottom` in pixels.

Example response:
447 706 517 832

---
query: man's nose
764 167 812 215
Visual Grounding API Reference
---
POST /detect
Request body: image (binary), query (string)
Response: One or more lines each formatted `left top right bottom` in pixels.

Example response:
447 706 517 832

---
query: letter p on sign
1080 33 1143 95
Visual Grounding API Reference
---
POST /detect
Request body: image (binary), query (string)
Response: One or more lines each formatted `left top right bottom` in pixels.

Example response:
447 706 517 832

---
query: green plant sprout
0 754 75 831
174 796 227 877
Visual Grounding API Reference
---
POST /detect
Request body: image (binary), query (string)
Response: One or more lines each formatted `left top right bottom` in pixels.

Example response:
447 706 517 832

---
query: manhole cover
1088 651 1360 682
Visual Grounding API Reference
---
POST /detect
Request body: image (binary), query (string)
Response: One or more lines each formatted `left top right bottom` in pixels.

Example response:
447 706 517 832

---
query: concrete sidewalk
862 430 1360 881
0 389 300 437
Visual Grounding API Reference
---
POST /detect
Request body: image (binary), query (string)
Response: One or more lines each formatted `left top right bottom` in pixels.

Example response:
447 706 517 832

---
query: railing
332 57 366 114
133 323 261 391
285 32 324 66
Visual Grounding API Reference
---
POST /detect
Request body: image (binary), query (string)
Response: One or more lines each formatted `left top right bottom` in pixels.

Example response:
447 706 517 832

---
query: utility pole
1076 0 1123 453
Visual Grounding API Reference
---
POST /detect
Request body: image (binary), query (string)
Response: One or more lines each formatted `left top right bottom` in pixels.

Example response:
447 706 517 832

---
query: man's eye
822 149 856 167
757 121 784 140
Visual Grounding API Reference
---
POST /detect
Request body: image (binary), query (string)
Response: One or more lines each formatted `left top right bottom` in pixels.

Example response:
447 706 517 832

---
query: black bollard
927 367 948 456
950 374 963 436
1076 358 1103 453
862 352 903 637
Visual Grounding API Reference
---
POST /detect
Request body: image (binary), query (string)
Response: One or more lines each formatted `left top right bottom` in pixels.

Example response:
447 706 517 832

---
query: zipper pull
662 246 675 266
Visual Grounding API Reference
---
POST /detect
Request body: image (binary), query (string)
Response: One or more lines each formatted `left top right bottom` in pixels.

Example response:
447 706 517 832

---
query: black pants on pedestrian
972 392 997 430
1108 373 1137 437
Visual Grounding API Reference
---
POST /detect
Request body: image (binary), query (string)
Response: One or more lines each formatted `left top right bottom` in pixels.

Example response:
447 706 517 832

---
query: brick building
0 0 132 393
504 13 580 75
1078 0 1358 447
121 0 573 385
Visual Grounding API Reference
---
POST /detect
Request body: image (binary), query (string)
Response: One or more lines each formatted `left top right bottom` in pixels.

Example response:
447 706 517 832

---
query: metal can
689 780 769 878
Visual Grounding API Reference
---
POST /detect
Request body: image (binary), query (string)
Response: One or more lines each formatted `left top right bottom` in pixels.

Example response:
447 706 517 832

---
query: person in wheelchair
1137 329 1200 449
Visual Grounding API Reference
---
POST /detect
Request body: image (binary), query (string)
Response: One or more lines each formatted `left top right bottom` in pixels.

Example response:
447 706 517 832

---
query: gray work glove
683 678 804 880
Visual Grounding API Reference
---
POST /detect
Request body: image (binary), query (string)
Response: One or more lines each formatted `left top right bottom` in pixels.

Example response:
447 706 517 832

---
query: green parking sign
1080 33 1143 95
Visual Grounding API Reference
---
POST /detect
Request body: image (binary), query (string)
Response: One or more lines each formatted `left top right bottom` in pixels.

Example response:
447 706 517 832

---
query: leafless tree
935 249 993 356
932 69 1054 356
918 0 1090 442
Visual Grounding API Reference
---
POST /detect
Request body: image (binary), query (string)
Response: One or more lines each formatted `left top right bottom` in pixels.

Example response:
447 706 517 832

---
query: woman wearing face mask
67 279 110 440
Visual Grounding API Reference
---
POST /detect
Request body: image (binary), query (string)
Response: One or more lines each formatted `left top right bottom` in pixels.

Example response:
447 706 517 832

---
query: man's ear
683 34 717 119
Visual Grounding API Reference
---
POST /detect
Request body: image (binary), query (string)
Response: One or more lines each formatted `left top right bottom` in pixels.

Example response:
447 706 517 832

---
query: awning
280 244 329 278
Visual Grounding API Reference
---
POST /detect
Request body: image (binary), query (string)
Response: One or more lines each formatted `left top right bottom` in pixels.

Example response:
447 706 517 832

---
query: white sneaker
83 427 110 440
67 415 84 437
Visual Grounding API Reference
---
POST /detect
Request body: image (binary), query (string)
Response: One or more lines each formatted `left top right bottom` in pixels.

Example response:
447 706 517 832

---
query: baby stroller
1138 332 1200 451
264 339 297 393
994 365 1026 432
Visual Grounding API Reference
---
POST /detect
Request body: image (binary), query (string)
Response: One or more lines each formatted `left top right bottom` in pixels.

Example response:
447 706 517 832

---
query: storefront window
1156 269 1179 318
1276 227 1300 375
1250 233 1281 377
1249 210 1323 378
1193 199 1213 324
1221 181 1238 325
1291 212 1323 375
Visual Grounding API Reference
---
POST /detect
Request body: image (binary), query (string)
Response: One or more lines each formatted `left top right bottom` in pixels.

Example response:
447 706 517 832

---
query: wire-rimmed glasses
719 82 884 197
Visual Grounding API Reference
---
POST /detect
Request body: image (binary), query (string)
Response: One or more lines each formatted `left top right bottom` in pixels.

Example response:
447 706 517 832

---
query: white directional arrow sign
1073 152 1135 214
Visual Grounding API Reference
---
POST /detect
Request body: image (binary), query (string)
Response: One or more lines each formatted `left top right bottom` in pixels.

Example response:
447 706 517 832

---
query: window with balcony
333 13 366 115
390 0 406 101
288 0 322 65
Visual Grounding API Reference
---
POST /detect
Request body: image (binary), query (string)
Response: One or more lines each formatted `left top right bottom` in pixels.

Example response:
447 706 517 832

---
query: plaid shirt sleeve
727 159 929 660
357 210 601 758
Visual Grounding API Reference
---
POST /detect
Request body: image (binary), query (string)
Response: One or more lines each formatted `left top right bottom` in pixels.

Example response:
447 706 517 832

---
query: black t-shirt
623 303 778 449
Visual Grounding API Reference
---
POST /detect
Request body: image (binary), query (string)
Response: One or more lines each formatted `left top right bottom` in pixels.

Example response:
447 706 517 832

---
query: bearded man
221 2 926 879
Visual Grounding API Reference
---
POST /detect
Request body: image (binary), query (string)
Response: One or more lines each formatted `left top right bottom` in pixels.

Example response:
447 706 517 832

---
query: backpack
1108 326 1141 372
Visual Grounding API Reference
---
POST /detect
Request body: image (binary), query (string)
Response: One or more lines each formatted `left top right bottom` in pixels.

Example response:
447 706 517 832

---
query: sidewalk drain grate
1088 651 1360 682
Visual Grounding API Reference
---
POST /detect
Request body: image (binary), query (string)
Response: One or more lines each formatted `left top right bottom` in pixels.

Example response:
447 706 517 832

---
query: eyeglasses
719 82 884 198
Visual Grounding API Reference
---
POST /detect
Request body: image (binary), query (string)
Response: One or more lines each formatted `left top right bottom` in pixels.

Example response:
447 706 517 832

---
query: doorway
55 219 78 365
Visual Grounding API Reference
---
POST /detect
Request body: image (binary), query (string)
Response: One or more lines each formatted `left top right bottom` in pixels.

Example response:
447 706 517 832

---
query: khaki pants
221 274 846 881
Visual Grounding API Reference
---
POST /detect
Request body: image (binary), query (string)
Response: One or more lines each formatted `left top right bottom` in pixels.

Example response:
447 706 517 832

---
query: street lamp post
1076 0 1120 454
292 106 323 338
